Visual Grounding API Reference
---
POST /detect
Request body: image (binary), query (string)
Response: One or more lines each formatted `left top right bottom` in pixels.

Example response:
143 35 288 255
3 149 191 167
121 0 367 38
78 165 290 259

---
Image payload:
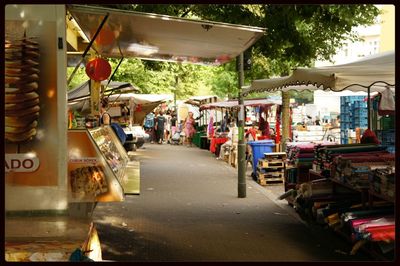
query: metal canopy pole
237 52 246 198
367 86 371 129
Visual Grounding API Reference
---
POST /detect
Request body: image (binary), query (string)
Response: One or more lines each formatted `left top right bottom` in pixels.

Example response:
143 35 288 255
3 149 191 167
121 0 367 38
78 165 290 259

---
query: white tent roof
243 51 395 96
107 93 173 104
200 97 281 110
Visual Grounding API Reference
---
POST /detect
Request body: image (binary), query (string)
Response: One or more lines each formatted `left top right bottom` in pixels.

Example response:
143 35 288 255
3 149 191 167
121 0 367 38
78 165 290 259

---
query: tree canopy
70 4 380 99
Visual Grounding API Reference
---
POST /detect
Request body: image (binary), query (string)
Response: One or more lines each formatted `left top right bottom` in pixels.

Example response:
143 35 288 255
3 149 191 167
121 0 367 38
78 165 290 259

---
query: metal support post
367 86 371 129
237 53 246 198
281 91 290 151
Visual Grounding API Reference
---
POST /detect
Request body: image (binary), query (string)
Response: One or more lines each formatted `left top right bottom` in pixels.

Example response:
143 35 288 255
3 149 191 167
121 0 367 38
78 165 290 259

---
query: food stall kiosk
5 4 265 261
5 5 128 261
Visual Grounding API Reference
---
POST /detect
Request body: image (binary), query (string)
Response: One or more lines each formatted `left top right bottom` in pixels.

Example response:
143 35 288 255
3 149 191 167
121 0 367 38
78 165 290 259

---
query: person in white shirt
217 122 236 160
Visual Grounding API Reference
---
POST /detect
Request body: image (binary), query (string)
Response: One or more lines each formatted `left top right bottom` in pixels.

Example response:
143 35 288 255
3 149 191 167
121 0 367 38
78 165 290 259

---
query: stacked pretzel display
70 165 108 197
5 35 40 143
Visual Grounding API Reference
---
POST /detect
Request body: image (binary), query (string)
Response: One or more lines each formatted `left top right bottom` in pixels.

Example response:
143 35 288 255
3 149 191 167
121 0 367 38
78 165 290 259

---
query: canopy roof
68 5 265 65
243 51 395 96
200 97 281 111
107 93 173 125
107 93 173 105
184 95 219 106
68 80 140 102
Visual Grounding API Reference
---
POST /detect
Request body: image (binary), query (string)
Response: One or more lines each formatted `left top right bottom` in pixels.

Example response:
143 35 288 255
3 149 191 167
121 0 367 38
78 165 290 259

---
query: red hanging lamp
85 57 112 81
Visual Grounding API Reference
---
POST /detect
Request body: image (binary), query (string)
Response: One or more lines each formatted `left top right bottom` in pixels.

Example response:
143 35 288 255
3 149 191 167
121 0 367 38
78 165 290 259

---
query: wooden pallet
257 167 285 174
263 152 287 160
258 159 285 168
257 171 284 179
258 177 284 186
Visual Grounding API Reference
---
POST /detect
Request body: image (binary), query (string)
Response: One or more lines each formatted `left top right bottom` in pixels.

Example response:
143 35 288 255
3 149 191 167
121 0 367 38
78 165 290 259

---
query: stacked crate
340 96 368 144
256 152 286 185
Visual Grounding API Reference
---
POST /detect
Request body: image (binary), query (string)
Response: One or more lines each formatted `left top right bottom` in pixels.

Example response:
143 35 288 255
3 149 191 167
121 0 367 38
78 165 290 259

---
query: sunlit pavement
92 143 371 262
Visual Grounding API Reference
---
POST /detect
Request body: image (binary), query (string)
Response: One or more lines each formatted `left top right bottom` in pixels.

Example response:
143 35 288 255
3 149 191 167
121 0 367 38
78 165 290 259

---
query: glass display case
88 126 129 183
68 126 128 202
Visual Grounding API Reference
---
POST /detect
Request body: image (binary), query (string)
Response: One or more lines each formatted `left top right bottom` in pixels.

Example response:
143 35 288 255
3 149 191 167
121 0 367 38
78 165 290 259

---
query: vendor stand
184 95 219 148
200 98 282 157
243 51 395 260
5 4 265 261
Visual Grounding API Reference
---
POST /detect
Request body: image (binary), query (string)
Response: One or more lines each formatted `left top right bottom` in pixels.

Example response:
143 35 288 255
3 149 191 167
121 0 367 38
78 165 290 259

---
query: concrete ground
92 143 372 262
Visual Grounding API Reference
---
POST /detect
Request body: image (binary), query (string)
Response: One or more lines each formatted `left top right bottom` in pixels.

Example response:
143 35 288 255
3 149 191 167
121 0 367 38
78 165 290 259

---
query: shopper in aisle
164 110 172 144
155 110 166 144
217 124 233 160
99 98 111 125
170 112 177 138
184 111 196 147
144 111 155 143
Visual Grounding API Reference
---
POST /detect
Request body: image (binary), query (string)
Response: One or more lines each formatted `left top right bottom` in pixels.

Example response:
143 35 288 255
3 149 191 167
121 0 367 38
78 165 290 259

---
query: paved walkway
92 143 371 262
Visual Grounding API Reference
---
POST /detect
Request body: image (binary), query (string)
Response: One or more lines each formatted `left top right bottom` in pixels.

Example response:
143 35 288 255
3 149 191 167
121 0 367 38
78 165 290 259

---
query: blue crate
353 101 367 109
352 118 368 125
340 122 352 129
341 116 351 123
353 107 368 114
353 122 368 128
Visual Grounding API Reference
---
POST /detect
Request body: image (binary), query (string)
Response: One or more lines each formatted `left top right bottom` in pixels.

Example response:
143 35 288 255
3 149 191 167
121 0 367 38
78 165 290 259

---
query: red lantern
85 57 112 81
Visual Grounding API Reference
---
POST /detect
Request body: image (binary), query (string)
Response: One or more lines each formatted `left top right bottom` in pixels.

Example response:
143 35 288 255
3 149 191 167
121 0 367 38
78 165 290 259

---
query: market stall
5 4 265 261
201 98 282 167
68 80 140 116
183 95 219 148
244 51 395 260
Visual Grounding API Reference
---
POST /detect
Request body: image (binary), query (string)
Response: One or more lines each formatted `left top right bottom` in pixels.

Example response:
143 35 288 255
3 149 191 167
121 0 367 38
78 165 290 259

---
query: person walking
99 98 111 125
170 112 177 141
184 111 196 147
155 110 166 144
164 110 172 144
144 111 155 143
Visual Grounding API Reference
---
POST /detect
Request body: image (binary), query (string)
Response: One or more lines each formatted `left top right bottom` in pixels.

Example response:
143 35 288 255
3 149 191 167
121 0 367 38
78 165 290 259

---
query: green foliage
67 66 89 90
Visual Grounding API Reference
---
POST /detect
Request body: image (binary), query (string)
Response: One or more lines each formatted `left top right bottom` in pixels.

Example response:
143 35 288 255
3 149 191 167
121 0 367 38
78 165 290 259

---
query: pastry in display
70 165 108 197
5 36 40 143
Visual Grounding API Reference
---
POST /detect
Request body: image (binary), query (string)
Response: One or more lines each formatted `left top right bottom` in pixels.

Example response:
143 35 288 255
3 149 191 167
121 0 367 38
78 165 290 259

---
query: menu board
88 126 129 184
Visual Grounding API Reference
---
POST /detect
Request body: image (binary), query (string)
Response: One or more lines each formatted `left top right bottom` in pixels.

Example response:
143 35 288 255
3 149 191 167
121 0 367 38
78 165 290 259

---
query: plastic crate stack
340 96 368 144
352 100 368 128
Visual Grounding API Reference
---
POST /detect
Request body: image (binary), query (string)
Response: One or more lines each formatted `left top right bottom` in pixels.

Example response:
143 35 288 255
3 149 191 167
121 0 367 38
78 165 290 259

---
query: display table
210 137 228 154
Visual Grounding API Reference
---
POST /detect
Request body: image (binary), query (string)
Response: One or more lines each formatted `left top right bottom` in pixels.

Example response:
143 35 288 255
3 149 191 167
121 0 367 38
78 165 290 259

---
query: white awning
68 5 265 65
107 93 173 105
200 97 281 110
243 51 395 96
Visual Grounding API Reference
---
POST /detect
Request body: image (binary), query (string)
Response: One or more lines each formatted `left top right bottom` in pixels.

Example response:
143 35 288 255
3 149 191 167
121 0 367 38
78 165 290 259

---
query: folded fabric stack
332 152 394 189
285 142 315 166
369 167 395 200
341 209 395 254
313 144 388 177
